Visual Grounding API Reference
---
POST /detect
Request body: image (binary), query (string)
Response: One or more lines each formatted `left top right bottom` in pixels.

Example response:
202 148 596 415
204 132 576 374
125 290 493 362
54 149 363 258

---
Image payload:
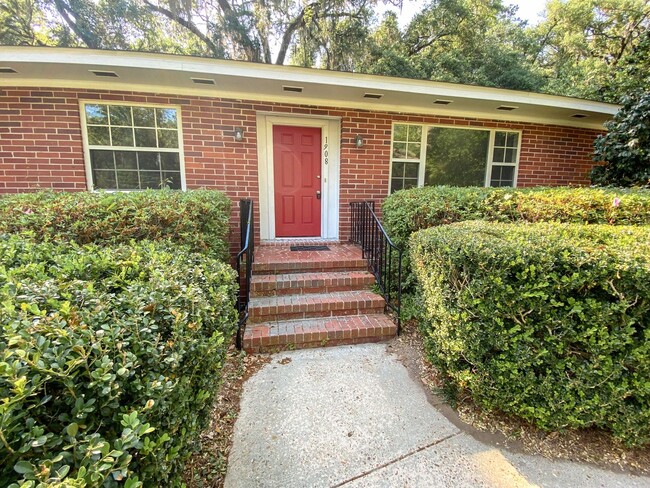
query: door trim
257 113 341 240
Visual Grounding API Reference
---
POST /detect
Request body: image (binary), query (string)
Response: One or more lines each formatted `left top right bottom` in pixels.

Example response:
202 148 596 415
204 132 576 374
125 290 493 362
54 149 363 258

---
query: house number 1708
323 137 329 165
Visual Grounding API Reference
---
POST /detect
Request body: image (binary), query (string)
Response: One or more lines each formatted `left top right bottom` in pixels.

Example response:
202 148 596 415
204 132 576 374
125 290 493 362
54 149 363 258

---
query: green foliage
410 221 650 446
592 91 650 188
0 236 238 486
383 186 650 249
0 190 231 261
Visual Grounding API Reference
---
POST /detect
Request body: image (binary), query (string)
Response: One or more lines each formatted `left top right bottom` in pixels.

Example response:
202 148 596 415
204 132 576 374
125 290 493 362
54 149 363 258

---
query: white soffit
0 47 619 130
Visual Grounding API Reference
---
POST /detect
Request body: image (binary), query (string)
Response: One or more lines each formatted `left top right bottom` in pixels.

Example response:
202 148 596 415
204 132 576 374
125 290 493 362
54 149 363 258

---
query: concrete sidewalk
225 344 650 488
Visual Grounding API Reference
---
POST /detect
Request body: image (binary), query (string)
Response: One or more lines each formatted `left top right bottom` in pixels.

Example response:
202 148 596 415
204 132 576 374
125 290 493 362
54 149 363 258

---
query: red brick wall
0 87 603 251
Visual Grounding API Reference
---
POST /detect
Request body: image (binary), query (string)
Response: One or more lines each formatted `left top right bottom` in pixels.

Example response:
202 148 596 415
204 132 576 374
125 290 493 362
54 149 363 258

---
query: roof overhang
0 47 619 130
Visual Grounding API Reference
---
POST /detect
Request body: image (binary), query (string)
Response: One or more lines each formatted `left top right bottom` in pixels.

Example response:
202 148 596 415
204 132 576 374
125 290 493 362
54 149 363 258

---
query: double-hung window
82 102 184 190
389 123 521 193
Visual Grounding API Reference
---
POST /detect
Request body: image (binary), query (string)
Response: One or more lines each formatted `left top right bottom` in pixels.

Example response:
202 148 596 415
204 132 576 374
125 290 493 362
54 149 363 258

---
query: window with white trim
389 123 521 193
83 103 183 190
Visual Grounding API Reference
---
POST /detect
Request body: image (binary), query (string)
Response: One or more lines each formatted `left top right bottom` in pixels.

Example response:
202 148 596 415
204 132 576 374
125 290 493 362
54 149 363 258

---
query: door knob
316 191 321 200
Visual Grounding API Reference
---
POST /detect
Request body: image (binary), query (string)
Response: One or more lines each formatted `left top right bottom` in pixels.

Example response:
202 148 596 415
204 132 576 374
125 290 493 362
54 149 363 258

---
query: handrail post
236 199 254 350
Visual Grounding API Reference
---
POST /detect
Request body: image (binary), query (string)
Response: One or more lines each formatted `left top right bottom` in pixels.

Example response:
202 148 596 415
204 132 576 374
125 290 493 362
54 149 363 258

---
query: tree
591 91 650 187
357 0 545 91
532 0 650 102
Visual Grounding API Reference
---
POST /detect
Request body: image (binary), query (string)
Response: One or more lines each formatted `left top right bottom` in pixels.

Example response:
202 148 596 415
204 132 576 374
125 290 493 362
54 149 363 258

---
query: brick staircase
242 243 397 353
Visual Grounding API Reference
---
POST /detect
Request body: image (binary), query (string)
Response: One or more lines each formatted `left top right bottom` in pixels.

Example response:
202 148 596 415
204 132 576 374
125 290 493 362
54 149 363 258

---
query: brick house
0 47 619 251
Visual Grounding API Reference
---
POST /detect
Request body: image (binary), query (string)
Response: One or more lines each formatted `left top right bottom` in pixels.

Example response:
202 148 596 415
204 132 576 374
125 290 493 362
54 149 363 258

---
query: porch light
355 135 364 148
234 127 244 141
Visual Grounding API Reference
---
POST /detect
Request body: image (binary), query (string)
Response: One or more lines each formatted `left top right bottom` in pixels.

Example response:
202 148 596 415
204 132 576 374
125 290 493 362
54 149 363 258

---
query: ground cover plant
0 236 237 487
0 190 231 261
410 221 650 447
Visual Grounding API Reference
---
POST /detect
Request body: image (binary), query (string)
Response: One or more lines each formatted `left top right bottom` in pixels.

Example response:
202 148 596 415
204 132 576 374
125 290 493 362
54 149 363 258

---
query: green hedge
0 236 237 487
0 190 231 261
383 186 650 248
410 221 650 446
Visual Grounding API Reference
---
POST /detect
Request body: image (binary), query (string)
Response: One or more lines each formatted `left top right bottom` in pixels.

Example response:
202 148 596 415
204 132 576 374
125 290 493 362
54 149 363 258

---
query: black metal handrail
236 199 254 349
349 201 403 331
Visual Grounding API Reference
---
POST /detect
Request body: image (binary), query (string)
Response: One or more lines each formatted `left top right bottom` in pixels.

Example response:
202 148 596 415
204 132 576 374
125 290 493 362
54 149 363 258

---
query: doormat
290 245 330 251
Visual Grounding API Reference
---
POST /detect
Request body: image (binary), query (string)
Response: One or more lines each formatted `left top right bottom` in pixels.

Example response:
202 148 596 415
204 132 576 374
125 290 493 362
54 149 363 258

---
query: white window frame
388 122 522 194
79 100 187 191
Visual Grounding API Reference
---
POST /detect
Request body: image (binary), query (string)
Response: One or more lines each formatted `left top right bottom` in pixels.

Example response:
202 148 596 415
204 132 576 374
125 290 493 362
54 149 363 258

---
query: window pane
116 171 140 190
133 107 155 127
109 106 132 126
408 125 422 142
392 142 407 159
115 151 137 170
88 126 110 145
161 153 180 170
506 132 519 148
158 129 179 148
404 162 419 178
138 152 160 170
140 171 162 189
494 131 506 147
93 170 116 189
493 147 505 163
393 124 407 142
490 165 515 187
390 179 403 193
90 150 114 169
156 108 177 129
407 143 421 159
506 148 517 163
111 127 134 147
163 172 182 189
403 178 418 189
135 128 157 148
85 104 108 125
392 161 405 177
424 127 490 186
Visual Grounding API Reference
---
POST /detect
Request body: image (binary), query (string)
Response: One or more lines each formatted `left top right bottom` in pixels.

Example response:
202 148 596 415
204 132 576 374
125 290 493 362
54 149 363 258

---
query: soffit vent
496 105 518 111
0 67 17 74
363 93 383 99
283 85 303 93
191 77 216 85
571 113 588 119
433 99 452 105
90 70 118 78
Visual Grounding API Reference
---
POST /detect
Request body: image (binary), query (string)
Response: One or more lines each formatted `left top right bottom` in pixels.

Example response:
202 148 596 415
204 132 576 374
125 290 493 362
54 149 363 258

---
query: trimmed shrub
0 236 237 487
0 190 231 261
410 221 650 446
383 186 650 249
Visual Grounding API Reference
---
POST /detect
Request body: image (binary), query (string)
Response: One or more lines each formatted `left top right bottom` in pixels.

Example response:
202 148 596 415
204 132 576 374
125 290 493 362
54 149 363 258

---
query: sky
383 0 548 27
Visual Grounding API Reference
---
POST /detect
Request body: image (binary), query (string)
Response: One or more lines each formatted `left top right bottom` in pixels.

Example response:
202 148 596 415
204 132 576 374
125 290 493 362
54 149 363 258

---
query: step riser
249 305 385 324
254 261 368 275
243 316 397 353
246 335 392 354
251 274 375 297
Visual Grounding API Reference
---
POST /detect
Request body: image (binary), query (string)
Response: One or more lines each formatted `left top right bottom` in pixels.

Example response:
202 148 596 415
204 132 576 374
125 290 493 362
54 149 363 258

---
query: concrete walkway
225 344 650 488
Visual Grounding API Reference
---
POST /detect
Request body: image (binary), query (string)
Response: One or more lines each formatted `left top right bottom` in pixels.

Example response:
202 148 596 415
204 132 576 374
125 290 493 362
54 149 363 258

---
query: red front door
273 125 322 237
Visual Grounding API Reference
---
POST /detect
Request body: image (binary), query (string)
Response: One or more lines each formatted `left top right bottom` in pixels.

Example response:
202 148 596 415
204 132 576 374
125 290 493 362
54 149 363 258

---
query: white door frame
256 113 341 240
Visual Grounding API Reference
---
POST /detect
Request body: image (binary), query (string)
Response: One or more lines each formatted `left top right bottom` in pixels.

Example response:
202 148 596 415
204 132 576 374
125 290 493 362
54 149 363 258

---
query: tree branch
143 0 220 56
52 0 98 48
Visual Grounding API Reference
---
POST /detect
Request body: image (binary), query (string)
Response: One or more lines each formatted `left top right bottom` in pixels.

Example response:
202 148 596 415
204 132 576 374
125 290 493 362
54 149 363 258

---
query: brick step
251 270 376 297
254 244 368 275
243 314 397 353
248 290 385 324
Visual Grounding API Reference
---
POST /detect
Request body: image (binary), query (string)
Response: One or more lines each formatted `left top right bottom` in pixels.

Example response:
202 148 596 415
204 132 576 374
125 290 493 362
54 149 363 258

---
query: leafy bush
382 186 650 303
383 186 650 248
591 91 650 188
410 221 650 446
0 190 231 261
0 236 237 487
